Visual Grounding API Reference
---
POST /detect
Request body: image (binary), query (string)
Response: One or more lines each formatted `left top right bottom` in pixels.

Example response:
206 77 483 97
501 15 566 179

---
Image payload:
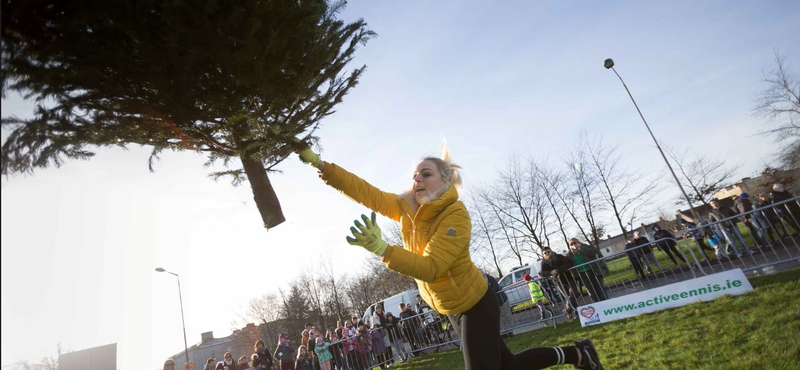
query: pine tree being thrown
1 0 375 229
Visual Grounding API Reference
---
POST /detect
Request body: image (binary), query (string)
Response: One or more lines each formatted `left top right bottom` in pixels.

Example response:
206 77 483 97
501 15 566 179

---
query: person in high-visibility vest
524 273 554 322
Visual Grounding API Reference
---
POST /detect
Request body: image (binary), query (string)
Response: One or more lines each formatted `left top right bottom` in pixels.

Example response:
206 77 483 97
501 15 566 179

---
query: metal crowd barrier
327 311 460 369
554 195 800 302
496 275 569 334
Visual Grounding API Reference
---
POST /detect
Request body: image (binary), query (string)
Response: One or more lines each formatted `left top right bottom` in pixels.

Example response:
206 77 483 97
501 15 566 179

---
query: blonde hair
422 141 463 190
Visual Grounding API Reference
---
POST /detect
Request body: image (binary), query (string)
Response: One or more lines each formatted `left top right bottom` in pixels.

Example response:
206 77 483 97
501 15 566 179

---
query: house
598 221 664 256
58 343 116 370
713 168 800 200
169 321 287 370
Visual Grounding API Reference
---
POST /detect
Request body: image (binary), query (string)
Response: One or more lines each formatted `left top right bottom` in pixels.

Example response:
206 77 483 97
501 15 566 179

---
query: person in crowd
205 358 218 370
275 334 296 370
351 317 362 330
255 339 275 370
756 193 788 240
566 238 609 302
295 346 314 370
538 246 579 320
372 304 387 328
734 192 769 247
314 336 333 370
633 231 664 275
624 238 647 280
384 312 407 363
678 219 716 262
398 303 420 356
344 321 355 338
164 359 177 370
371 305 394 364
223 352 238 370
708 199 753 257
704 227 730 260
306 328 318 370
484 272 512 330
295 140 605 369
216 361 227 370
356 324 373 369
301 328 311 348
324 330 343 370
415 294 438 345
239 355 253 370
770 183 800 233
523 273 554 324
651 225 691 268
341 328 361 370
370 323 389 368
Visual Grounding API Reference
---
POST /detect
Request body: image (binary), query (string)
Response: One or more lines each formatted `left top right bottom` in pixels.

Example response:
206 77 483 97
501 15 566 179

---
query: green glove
292 137 321 167
346 212 388 256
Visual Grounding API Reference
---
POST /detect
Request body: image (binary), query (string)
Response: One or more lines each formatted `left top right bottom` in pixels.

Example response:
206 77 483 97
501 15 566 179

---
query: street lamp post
156 267 190 367
603 58 702 223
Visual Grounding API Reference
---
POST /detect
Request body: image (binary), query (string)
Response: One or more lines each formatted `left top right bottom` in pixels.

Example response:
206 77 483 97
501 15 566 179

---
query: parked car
497 263 540 309
361 288 420 325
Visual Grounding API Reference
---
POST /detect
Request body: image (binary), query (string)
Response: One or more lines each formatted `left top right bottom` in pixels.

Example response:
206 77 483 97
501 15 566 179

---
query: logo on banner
581 306 601 325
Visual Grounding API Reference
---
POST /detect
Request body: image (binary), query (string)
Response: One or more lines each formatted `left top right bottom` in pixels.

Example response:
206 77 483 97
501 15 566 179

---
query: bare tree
6 357 57 370
233 293 286 344
583 133 659 240
489 157 550 251
319 255 351 325
533 160 571 249
664 145 740 206
468 189 508 277
565 148 607 247
754 50 800 168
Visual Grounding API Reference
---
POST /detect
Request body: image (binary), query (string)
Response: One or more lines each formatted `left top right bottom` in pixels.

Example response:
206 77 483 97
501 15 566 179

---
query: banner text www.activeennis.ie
602 279 745 315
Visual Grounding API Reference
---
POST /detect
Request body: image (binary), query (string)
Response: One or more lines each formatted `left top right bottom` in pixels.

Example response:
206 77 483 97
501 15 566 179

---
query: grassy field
387 268 800 370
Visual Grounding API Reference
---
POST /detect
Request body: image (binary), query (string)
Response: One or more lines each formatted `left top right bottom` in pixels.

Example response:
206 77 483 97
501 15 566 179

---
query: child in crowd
524 273 555 325
314 336 333 370
295 346 314 370
370 323 388 368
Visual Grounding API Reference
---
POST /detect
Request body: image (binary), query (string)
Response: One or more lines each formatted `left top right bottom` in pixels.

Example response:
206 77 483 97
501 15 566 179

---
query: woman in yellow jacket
295 141 604 370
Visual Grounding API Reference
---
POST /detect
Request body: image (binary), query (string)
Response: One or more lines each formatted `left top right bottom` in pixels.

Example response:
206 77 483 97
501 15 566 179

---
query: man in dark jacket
734 192 768 247
651 225 690 268
770 183 800 233
624 238 647 280
538 247 578 319
756 193 788 241
633 231 663 274
566 238 608 302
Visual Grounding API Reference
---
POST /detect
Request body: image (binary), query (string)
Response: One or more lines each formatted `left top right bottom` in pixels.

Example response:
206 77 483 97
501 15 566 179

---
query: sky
1 1 799 369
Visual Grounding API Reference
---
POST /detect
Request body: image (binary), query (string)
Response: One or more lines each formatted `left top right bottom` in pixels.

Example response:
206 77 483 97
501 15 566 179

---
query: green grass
385 268 800 370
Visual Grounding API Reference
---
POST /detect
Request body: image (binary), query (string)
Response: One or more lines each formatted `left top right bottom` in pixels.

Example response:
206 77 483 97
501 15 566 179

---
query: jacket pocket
448 271 463 300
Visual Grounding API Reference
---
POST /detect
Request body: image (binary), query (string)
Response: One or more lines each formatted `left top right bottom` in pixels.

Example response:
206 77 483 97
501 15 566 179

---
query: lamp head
604 58 615 69
155 267 166 272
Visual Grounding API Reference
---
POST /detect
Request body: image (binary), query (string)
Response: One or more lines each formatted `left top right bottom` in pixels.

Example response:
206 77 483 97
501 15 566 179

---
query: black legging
447 288 579 370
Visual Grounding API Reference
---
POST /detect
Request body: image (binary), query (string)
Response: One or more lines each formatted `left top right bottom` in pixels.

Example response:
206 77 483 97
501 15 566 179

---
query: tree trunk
240 154 286 229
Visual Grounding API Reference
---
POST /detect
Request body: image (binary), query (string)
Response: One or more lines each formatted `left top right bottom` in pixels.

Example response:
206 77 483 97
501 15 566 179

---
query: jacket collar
398 185 459 221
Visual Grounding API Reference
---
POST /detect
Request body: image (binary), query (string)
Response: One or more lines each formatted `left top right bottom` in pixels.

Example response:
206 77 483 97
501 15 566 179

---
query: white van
361 288 420 325
497 263 540 309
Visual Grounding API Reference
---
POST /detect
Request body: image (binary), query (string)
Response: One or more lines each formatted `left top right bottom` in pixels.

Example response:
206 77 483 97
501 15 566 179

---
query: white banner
578 269 753 326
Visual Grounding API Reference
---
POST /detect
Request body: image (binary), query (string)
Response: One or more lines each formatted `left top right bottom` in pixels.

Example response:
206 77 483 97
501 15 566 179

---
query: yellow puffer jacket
321 162 488 315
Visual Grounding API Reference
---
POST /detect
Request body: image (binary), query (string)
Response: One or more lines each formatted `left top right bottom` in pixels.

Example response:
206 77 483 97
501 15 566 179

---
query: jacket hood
398 184 456 217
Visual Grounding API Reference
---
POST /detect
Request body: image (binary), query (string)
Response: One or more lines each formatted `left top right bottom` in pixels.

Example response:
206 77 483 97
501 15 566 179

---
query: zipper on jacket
447 270 463 300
